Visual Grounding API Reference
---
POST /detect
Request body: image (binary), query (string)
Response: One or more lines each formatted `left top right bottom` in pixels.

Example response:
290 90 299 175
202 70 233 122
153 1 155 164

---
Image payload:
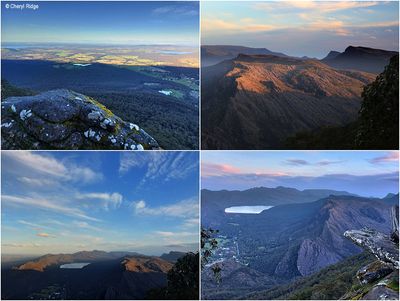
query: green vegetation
245 252 375 300
88 92 198 150
284 122 358 149
356 54 399 149
1 80 35 100
146 252 199 300
285 55 399 150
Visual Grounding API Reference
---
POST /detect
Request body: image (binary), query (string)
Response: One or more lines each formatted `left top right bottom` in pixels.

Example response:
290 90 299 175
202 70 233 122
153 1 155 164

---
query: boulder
362 283 399 300
1 89 160 150
357 260 394 284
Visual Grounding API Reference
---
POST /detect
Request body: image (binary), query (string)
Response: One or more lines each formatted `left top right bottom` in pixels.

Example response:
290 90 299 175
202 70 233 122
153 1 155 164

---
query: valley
1 45 199 150
201 186 399 299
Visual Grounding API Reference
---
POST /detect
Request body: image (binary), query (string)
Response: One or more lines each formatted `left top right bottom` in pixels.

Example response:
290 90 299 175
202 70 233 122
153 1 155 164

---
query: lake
225 206 274 214
59 262 90 269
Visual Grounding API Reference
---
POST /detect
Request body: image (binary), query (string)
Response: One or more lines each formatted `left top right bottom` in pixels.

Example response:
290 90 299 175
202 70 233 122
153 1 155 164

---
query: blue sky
202 1 399 58
2 1 199 45
2 151 199 256
202 151 399 197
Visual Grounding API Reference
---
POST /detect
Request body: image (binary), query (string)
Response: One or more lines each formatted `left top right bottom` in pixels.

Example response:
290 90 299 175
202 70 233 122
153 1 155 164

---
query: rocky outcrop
343 205 399 300
344 228 399 269
356 260 394 284
1 89 159 150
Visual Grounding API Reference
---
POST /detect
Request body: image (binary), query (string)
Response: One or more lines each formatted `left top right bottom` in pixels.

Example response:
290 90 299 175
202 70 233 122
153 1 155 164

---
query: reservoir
225 206 274 214
60 262 90 269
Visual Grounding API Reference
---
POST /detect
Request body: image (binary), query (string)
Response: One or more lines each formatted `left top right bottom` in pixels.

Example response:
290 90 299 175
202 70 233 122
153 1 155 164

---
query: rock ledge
1 89 160 150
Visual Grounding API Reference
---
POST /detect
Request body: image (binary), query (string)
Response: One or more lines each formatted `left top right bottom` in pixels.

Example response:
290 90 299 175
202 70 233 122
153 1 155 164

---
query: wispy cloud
285 159 344 166
75 192 123 210
72 221 102 232
285 159 310 166
254 1 381 14
152 5 198 16
3 151 102 184
2 195 100 222
132 197 199 219
18 220 48 230
17 177 58 187
369 152 399 164
201 162 242 177
119 152 198 184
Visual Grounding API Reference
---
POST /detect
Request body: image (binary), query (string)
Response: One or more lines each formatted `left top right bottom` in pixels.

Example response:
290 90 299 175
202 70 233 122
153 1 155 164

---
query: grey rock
391 206 399 243
357 260 394 284
1 89 160 150
344 228 399 269
362 284 399 300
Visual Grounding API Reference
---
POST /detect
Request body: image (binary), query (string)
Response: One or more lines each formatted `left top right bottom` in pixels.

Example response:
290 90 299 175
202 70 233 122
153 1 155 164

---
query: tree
201 227 221 283
356 55 399 149
146 252 199 300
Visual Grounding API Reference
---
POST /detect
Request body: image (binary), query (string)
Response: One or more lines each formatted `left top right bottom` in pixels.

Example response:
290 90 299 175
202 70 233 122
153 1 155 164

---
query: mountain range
201 186 399 299
322 46 398 74
202 45 287 67
201 45 398 150
2 250 186 300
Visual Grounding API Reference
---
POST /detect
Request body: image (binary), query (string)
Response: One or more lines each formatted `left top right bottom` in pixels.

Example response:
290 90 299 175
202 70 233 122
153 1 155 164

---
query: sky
2 151 199 256
202 151 399 197
202 1 399 58
1 1 199 45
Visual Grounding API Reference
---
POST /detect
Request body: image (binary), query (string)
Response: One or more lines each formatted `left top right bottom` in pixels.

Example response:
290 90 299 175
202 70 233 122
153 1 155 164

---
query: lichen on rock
1 89 160 150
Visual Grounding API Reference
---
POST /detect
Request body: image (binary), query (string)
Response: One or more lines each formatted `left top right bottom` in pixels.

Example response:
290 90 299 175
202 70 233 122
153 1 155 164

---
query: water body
73 63 92 67
225 206 274 214
60 262 90 269
159 90 172 96
158 51 192 55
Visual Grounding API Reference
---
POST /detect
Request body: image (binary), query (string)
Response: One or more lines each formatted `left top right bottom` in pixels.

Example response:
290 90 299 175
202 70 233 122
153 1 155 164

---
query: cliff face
296 197 392 276
1 89 160 150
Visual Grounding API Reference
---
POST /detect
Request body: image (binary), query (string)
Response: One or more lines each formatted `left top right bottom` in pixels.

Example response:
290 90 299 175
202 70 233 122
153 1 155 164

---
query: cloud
201 163 242 177
75 192 123 210
154 231 197 238
3 242 41 248
202 18 278 33
285 159 344 166
152 5 198 16
2 195 100 222
72 221 102 232
119 152 197 184
36 232 55 238
17 177 58 187
18 220 47 229
3 151 102 184
254 1 381 14
182 218 199 228
132 197 199 218
369 152 399 164
285 159 310 166
317 160 344 166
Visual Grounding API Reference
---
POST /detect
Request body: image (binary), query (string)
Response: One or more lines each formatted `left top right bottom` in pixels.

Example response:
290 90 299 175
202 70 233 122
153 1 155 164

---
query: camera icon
5 3 10 8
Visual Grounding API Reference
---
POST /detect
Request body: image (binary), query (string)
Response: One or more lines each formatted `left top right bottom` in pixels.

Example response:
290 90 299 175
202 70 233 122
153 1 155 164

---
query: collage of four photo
1 1 399 300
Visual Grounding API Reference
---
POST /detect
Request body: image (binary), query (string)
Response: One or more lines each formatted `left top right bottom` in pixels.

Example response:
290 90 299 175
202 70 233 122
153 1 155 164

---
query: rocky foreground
1 89 160 150
344 206 399 300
